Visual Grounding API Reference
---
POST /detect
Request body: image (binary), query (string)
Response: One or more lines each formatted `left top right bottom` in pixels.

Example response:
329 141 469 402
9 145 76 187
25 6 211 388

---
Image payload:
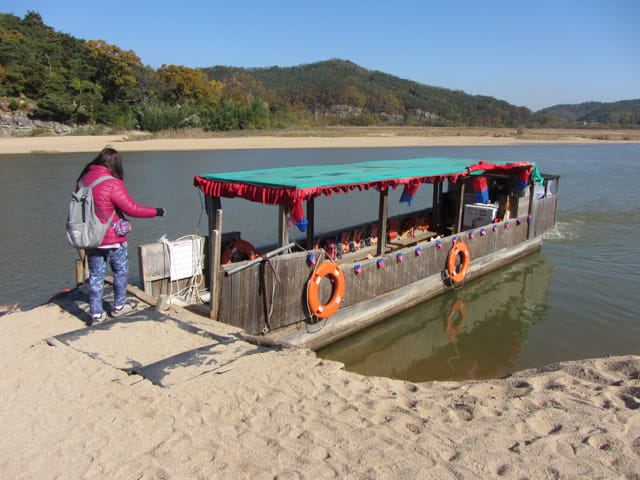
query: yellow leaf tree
161 64 223 104
85 39 141 102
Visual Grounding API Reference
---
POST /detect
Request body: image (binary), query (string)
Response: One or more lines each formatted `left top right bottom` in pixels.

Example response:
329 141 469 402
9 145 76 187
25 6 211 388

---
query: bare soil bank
1 126 639 154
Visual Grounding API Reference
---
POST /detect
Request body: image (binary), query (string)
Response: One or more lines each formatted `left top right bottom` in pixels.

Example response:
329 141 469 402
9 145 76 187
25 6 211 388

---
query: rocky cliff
0 112 72 137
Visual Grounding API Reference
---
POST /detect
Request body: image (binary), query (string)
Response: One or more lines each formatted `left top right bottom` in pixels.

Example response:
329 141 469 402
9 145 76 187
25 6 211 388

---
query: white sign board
168 239 199 281
463 203 498 229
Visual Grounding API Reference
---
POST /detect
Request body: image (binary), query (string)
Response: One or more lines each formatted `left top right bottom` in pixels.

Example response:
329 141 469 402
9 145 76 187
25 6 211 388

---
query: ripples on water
1 144 638 381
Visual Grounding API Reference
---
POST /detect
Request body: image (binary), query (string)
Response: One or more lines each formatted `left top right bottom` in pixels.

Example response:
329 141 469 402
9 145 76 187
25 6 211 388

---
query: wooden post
209 229 221 319
306 197 315 249
75 249 89 285
377 188 389 257
84 255 89 280
207 196 222 320
75 260 84 285
456 179 466 234
278 205 289 247
438 181 442 228
432 180 440 229
552 177 560 225
207 196 221 230
527 181 536 239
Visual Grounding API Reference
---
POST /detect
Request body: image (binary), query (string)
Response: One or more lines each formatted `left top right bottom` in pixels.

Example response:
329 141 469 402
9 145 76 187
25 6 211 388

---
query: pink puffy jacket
81 164 159 246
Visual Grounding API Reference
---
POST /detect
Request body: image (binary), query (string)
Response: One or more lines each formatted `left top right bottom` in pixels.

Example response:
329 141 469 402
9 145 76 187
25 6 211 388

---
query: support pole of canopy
278 205 289 248
456 179 466 234
439 181 444 226
377 188 389 257
206 196 222 320
552 177 559 225
527 180 536 239
306 197 315 249
432 180 440 229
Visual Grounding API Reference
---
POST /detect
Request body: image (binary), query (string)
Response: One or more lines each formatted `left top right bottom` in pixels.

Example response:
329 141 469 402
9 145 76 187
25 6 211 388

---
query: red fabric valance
193 161 535 224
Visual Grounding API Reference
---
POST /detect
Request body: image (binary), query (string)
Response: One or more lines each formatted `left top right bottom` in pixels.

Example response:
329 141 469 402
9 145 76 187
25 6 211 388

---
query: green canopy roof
197 157 505 189
193 157 541 213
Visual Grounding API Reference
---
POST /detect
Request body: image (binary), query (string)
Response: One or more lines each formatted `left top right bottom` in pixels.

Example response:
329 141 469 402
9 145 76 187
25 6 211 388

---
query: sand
2 127 639 154
1 293 638 479
3 134 536 154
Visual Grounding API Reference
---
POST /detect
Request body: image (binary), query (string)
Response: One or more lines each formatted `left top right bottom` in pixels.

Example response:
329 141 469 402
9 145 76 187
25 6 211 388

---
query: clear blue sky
3 0 639 111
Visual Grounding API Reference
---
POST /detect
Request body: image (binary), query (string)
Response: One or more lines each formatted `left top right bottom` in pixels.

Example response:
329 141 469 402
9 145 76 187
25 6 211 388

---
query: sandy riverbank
2 127 639 154
1 297 638 479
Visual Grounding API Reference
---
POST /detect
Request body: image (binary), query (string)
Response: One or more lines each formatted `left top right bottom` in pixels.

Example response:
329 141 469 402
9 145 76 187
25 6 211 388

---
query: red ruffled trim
466 161 532 175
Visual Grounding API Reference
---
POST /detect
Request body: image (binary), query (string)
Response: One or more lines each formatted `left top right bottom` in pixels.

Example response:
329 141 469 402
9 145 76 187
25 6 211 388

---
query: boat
138 157 559 349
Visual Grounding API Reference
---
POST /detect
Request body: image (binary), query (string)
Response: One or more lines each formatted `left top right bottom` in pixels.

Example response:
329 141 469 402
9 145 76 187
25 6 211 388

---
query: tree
248 98 271 128
85 39 141 103
133 101 198 131
130 65 167 104
161 64 223 104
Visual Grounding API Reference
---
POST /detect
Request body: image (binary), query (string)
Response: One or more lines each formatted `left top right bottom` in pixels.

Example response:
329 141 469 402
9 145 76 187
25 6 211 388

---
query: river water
1 144 638 381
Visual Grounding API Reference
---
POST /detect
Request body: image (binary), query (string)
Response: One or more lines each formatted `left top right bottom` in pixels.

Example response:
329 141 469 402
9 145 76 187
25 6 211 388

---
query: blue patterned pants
87 243 128 315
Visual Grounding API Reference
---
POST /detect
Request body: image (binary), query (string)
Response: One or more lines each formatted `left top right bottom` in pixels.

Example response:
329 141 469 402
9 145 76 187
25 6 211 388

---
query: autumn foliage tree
160 64 223 104
85 40 140 99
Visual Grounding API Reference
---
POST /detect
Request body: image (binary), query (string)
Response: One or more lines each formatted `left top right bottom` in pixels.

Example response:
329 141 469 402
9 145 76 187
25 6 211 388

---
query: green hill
538 99 640 125
203 59 541 128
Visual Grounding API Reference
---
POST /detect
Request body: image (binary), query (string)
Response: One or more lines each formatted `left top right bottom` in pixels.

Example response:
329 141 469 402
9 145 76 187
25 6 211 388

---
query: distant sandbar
2 127 638 154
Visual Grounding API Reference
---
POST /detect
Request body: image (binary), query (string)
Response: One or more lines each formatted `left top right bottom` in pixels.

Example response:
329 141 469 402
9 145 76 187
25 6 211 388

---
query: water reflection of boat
136 157 559 350
318 253 554 381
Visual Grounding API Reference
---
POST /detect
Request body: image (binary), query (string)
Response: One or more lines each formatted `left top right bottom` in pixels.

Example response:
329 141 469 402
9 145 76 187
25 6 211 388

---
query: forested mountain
0 12 270 131
1 11 637 132
539 100 640 125
203 60 543 127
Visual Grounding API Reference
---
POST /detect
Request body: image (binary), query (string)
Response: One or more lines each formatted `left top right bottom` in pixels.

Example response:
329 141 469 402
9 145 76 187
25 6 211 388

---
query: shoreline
0 299 638 477
1 127 640 154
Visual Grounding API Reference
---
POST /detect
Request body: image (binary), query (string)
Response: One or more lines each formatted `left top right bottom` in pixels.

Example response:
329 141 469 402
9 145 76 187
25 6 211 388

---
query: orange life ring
48 289 72 302
221 239 258 264
307 262 346 318
446 299 467 342
446 242 471 283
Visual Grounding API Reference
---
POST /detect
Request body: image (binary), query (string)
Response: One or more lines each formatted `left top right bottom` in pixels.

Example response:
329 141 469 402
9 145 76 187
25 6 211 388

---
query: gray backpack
65 175 115 248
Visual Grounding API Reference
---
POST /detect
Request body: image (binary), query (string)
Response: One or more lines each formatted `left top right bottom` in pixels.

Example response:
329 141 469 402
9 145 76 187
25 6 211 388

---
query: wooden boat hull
268 236 542 349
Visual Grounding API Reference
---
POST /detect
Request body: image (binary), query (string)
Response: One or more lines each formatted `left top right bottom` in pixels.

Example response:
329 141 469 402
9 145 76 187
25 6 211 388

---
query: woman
77 147 165 325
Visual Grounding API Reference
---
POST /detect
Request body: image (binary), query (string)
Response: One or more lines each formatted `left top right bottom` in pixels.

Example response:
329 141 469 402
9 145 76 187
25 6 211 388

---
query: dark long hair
77 147 124 182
